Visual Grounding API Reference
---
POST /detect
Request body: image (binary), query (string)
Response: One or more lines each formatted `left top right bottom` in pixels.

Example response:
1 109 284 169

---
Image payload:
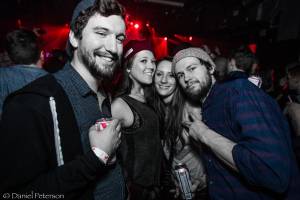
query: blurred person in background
0 28 47 118
284 64 300 166
213 56 228 82
43 49 68 73
227 46 262 88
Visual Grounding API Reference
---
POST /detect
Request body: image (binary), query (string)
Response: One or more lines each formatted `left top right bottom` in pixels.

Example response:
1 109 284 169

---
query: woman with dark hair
111 40 162 200
152 57 207 199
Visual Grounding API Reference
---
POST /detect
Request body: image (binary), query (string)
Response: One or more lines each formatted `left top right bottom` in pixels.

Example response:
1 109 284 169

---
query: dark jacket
0 75 108 200
0 65 47 117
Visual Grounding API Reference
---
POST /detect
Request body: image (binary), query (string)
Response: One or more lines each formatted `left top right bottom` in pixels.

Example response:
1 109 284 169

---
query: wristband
92 147 109 165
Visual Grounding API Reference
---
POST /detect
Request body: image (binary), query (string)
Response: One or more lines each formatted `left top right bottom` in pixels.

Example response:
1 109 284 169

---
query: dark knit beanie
70 0 96 30
66 0 96 57
123 40 154 62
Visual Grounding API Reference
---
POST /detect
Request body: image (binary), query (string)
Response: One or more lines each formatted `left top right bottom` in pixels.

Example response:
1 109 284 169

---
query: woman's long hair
164 88 186 159
150 58 186 163
113 56 134 97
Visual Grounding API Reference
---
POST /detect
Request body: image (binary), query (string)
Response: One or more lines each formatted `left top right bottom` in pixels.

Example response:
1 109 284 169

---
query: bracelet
92 147 109 165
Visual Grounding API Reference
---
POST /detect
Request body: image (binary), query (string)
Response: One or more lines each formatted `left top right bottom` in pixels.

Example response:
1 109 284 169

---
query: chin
143 79 153 85
158 91 168 97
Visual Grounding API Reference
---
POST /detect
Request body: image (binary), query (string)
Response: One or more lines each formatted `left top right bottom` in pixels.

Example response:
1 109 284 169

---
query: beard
184 73 212 102
80 47 120 82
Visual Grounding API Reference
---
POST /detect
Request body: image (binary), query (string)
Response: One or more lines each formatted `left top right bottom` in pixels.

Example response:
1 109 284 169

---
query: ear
36 50 45 68
228 58 236 72
40 50 45 61
69 30 79 49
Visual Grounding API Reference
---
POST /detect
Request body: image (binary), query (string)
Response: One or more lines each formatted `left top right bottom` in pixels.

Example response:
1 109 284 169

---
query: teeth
102 57 113 62
160 87 169 90
159 85 169 89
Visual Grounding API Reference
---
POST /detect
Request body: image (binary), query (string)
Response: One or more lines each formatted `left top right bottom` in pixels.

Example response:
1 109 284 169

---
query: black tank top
118 95 162 187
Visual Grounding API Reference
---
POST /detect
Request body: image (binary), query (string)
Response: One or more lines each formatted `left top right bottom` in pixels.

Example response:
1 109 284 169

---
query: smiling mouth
94 51 118 64
95 55 116 66
158 85 171 89
144 70 154 76
101 56 113 62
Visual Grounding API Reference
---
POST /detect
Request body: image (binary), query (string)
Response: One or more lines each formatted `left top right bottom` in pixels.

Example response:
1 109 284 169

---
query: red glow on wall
152 37 168 60
40 24 70 52
17 19 22 28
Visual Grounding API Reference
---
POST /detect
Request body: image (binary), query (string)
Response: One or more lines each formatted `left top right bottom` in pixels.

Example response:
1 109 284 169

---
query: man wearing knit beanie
174 47 300 199
0 0 127 199
172 47 216 101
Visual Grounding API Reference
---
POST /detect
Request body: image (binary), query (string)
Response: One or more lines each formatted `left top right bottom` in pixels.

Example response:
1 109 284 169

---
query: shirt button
209 181 214 185
208 159 212 163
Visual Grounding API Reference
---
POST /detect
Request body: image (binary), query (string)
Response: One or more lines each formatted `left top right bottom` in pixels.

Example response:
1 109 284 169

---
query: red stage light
146 23 150 27
189 36 193 41
17 19 22 27
164 37 168 41
130 22 134 26
134 23 140 29
248 43 257 54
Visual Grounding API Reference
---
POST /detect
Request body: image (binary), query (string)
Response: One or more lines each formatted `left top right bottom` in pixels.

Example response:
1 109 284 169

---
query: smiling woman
111 39 162 200
154 58 176 104
151 57 208 199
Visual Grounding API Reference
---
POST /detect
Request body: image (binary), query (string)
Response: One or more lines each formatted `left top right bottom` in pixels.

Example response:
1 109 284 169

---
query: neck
202 76 216 103
71 52 98 93
130 83 146 102
35 59 43 68
229 65 244 73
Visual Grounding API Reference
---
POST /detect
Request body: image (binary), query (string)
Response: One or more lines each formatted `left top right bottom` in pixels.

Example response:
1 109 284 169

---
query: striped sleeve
230 87 291 193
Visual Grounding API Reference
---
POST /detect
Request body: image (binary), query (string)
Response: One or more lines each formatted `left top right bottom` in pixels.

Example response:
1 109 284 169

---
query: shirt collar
223 71 248 82
63 62 94 97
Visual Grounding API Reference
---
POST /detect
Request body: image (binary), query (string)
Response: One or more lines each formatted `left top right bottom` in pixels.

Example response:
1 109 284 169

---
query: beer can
174 163 193 200
95 117 113 131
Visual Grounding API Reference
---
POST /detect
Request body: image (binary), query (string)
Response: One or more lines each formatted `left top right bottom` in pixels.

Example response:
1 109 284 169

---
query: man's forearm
200 129 238 171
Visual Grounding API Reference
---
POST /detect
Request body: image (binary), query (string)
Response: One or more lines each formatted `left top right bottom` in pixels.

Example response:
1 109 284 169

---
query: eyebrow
93 26 126 38
93 26 109 32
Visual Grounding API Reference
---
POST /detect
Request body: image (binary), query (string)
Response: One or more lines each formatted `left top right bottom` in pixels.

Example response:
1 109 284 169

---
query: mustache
94 50 119 61
186 80 199 88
